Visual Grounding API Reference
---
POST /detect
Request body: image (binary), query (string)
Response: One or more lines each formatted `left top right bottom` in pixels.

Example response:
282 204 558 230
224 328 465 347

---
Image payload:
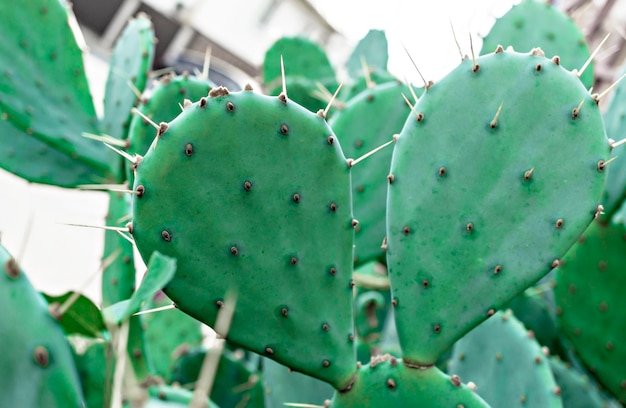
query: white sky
0 0 517 304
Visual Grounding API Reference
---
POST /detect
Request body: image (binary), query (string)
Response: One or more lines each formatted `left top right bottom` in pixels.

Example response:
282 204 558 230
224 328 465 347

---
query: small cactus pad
345 29 389 79
550 356 621 408
506 284 559 352
0 244 85 407
132 89 357 389
330 355 488 407
75 341 114 408
555 219 626 403
330 81 420 265
102 13 155 142
0 0 110 185
448 310 563 407
386 49 608 365
481 0 593 88
263 357 335 407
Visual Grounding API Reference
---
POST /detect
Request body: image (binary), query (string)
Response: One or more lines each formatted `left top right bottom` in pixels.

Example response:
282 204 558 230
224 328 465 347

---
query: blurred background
0 0 623 303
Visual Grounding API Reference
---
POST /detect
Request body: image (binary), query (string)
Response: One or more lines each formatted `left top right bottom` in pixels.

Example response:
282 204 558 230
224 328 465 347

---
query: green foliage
386 49 608 365
448 310 562 407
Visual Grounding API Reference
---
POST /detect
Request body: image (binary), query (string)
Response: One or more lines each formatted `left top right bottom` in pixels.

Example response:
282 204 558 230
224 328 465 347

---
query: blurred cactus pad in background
1 0 626 407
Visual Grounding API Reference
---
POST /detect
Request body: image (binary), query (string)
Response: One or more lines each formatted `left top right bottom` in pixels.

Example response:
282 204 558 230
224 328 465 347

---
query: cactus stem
490 102 504 129
82 132 128 148
348 139 394 167
402 42 429 89
577 32 610 78
319 83 343 119
360 56 376 89
131 107 160 130
597 72 626 101
572 98 585 119
448 18 464 61
201 46 212 80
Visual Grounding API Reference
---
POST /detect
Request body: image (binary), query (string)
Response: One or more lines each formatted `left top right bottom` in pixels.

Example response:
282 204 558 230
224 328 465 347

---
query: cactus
345 30 389 79
480 0 593 88
0 244 85 407
329 355 488 407
0 0 112 186
386 48 608 365
131 88 357 389
448 310 562 407
330 81 421 265
75 341 115 408
263 357 334 407
554 217 626 404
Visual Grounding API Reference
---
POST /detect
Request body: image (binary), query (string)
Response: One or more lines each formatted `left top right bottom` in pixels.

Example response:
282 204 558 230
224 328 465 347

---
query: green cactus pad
128 73 213 160
386 49 608 365
506 284 559 352
346 30 389 79
132 89 357 389
0 245 84 407
550 356 621 408
75 341 114 408
143 291 203 382
555 219 626 403
330 81 419 265
448 310 563 407
0 0 111 185
481 0 593 88
171 347 265 407
330 355 488 407
101 13 155 143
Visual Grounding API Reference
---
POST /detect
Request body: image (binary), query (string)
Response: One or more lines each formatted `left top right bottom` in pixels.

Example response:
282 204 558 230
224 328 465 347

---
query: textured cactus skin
481 0 593 88
386 49 608 365
448 310 563 407
506 285 559 353
554 219 626 404
600 62 626 220
550 356 621 408
0 245 85 407
171 347 265 407
101 14 155 143
330 81 420 265
0 0 111 186
128 73 213 160
143 291 203 382
263 357 334 407
132 89 357 389
330 355 488 407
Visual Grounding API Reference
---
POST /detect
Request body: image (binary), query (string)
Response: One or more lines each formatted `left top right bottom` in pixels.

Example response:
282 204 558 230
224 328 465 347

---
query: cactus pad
330 355 488 407
555 219 626 404
386 49 608 365
481 0 593 88
131 89 357 389
448 310 563 407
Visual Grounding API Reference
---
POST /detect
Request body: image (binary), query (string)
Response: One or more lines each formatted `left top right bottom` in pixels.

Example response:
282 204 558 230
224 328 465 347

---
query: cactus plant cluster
1 0 626 407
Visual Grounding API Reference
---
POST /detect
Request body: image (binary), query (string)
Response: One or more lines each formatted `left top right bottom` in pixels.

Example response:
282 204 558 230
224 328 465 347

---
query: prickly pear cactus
345 29 389 79
0 0 111 186
330 81 420 265
386 48 609 366
263 357 334 407
481 0 593 88
75 341 114 408
554 218 626 404
330 355 488 407
131 87 357 389
448 310 563 407
0 244 85 407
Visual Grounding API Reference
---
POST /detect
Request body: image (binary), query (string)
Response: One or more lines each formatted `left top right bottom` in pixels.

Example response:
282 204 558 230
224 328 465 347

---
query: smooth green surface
43 291 106 338
263 36 336 85
346 29 388 79
75 341 114 408
330 81 418 265
132 90 357 389
0 0 111 185
448 310 562 407
0 245 84 407
330 357 488 407
555 219 626 404
171 347 265 408
481 0 592 88
506 285 558 352
386 50 608 365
